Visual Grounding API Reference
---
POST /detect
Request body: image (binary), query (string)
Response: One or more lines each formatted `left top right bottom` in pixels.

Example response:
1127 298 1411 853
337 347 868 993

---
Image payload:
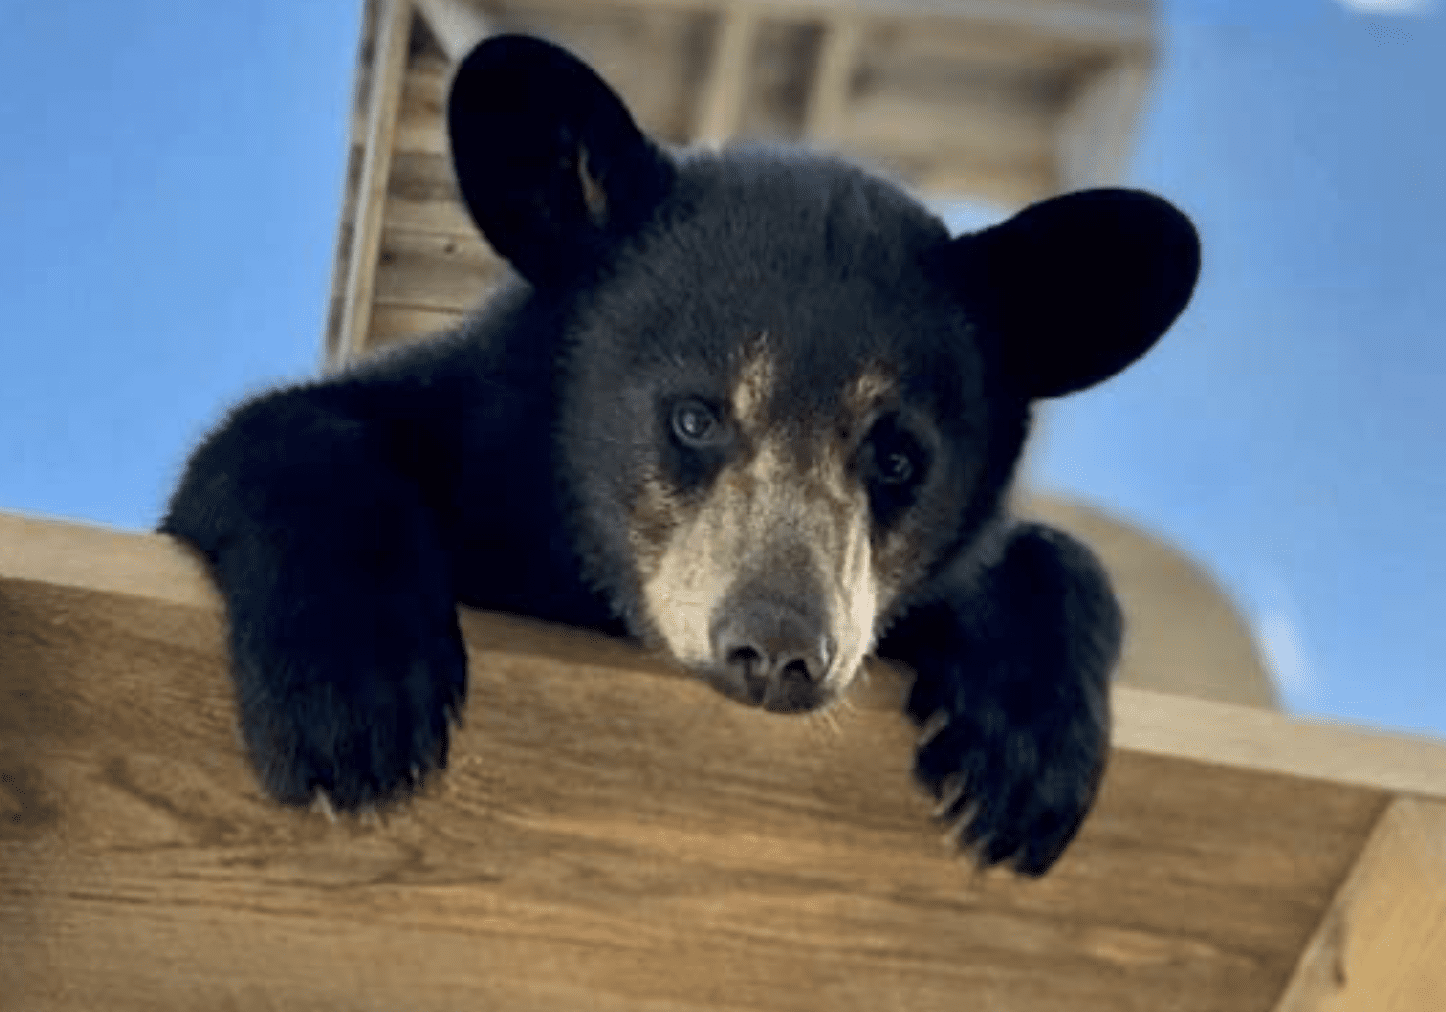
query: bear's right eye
860 415 929 528
671 399 724 448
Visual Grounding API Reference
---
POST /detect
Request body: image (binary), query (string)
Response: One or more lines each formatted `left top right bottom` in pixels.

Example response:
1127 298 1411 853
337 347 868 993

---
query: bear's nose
711 600 834 712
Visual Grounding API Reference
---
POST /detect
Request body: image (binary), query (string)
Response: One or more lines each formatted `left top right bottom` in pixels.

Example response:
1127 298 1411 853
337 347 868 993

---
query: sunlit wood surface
3 511 1444 1011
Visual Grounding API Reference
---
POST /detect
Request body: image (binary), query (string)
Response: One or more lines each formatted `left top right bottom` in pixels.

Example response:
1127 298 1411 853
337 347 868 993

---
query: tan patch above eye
577 146 608 226
729 338 775 430
843 367 898 419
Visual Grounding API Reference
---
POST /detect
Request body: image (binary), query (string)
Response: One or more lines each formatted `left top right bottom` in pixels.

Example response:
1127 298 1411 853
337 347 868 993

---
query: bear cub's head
448 36 1200 714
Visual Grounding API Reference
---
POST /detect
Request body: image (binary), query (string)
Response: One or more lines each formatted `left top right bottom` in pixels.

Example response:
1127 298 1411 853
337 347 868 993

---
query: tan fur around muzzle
638 436 880 701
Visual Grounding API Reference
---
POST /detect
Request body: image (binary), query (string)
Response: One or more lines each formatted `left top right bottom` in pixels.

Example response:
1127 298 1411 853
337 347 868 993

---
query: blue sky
2 3 1441 736
1029 0 1446 735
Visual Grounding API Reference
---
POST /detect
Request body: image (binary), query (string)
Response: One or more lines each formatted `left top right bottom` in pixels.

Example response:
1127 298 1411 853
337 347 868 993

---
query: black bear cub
164 35 1199 876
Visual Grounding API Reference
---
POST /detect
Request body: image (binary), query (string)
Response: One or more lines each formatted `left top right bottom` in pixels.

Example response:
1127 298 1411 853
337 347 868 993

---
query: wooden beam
1115 688 1446 800
5 508 1442 1010
3 510 1446 802
371 225 501 314
6 509 1446 1009
555 0 1155 47
1272 797 1446 1012
0 511 213 609
1056 57 1153 190
847 86 1056 171
0 513 1389 1010
413 0 490 63
369 305 470 349
804 17 864 142
915 159 1054 205
334 0 414 367
694 7 760 144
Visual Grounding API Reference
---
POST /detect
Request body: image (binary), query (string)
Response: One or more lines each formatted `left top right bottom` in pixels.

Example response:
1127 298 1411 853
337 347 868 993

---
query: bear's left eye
876 450 915 486
671 399 724 447
864 418 927 490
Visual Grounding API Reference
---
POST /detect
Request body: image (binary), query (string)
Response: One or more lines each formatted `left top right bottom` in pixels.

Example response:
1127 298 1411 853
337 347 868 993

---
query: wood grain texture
368 305 470 349
1273 797 1446 1012
414 0 491 62
373 224 501 314
336 0 414 364
322 3 376 364
517 0 1155 48
4 513 1444 1010
696 7 760 144
383 151 472 236
804 17 862 141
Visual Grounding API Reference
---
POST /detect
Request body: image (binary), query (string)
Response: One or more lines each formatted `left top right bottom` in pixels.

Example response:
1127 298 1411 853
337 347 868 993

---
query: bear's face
556 154 1010 712
570 339 991 714
447 36 1200 715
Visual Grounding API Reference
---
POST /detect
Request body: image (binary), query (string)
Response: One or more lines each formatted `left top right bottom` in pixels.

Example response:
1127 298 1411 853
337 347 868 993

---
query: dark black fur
162 35 1199 875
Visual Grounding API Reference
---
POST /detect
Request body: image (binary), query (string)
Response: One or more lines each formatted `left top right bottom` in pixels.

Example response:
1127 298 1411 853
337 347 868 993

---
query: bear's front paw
231 610 468 812
907 677 1108 877
883 524 1119 875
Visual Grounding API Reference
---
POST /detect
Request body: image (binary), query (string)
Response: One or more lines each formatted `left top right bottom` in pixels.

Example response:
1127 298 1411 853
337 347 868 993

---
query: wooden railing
2 510 1442 1011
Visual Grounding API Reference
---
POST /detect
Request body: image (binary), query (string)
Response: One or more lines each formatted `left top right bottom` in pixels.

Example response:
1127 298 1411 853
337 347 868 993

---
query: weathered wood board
3 512 1445 1010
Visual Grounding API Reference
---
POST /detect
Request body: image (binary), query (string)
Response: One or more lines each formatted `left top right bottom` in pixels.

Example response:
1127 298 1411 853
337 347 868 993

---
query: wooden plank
0 512 217 610
847 12 1120 71
1056 56 1153 189
383 151 474 236
541 0 1155 48
321 219 355 365
843 83 1057 173
357 41 451 157
695 7 761 143
0 511 1408 1011
850 140 1057 204
368 304 470 348
0 594 1377 1010
5 512 1445 801
915 158 1054 204
1273 797 1446 1012
805 17 864 141
335 0 414 366
1116 691 1446 802
726 19 818 140
322 2 376 364
414 0 491 62
372 224 502 315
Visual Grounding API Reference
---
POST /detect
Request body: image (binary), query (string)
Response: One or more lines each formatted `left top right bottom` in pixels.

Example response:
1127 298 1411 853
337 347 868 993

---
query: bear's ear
447 35 676 286
936 189 1201 399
